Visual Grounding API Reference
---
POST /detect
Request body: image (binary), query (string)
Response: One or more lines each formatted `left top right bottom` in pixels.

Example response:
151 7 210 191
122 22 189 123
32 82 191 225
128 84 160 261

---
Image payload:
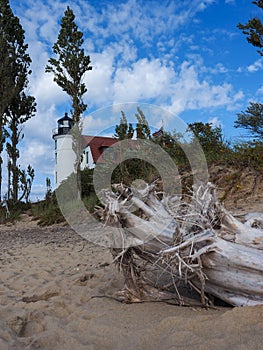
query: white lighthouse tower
53 113 76 188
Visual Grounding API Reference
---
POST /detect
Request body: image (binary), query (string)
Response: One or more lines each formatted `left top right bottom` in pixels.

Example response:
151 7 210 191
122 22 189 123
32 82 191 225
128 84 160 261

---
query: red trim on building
81 135 117 163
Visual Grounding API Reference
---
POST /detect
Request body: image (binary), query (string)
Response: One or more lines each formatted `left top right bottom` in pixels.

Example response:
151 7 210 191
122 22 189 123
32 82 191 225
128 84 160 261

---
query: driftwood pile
98 182 263 307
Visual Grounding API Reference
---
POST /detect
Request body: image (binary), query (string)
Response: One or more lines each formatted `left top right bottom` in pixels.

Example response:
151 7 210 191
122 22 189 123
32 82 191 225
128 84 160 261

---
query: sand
1 215 263 350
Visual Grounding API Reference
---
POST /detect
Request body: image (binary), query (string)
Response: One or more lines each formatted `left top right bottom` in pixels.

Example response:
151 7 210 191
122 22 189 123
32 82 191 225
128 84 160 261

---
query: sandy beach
1 213 263 350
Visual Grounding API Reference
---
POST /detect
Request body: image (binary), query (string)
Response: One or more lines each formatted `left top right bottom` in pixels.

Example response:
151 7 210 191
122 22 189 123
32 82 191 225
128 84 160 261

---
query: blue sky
7 0 263 200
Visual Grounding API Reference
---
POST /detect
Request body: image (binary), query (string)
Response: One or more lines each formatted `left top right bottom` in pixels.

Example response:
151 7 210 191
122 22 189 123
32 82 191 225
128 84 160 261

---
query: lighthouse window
55 140 57 150
86 151 89 164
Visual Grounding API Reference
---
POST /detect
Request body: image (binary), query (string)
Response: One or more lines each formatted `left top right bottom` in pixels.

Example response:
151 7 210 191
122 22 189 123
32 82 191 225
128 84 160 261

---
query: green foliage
82 192 100 213
0 200 31 224
37 204 64 226
6 92 36 203
28 157 157 225
45 6 92 123
33 169 98 226
113 108 156 185
30 180 65 226
235 2 263 155
0 0 32 115
237 0 263 56
81 168 94 197
45 177 52 205
18 164 34 203
114 111 134 140
188 122 223 150
188 122 231 163
115 107 151 140
46 6 92 197
235 102 263 139
112 158 159 185
153 130 189 166
232 141 263 170
30 198 64 227
0 0 35 202
135 107 151 139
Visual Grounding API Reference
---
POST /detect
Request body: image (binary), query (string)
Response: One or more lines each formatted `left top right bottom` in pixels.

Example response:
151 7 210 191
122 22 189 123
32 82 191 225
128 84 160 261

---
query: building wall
81 146 95 170
54 134 76 188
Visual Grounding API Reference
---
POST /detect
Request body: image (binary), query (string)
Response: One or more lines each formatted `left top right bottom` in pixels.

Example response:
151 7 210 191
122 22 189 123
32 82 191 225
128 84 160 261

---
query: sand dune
1 217 263 349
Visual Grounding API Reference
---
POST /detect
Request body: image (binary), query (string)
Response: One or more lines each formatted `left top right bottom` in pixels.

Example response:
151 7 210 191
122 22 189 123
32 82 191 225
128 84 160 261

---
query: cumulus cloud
20 140 54 173
166 60 243 116
113 58 174 102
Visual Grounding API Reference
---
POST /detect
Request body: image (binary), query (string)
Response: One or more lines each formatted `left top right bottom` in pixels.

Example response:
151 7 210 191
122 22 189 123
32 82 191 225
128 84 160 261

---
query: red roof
81 135 117 163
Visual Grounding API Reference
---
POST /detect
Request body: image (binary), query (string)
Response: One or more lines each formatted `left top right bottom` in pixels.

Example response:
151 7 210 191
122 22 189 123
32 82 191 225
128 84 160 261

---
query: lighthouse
52 113 76 188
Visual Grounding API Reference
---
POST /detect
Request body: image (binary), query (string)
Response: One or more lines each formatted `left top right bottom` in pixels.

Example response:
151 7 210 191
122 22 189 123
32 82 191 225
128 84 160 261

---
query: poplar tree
0 0 15 201
46 6 92 195
0 0 36 202
46 6 92 122
135 107 151 139
113 108 155 185
114 111 134 140
6 93 36 202
0 0 15 116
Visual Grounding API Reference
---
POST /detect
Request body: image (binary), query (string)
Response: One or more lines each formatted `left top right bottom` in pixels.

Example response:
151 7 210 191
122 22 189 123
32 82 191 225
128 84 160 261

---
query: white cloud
204 63 229 74
23 106 57 144
247 59 263 73
167 60 243 115
113 58 174 102
81 0 216 47
207 116 222 127
30 183 47 202
84 50 115 107
256 85 263 96
19 140 54 175
197 1 216 11
82 113 119 135
32 73 67 107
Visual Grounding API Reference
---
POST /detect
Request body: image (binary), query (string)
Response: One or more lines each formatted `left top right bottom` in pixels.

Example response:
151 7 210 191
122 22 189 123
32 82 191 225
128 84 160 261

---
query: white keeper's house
52 113 117 187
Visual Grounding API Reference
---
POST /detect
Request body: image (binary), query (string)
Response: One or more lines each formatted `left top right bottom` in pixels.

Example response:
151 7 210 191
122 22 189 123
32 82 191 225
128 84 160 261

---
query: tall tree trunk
0 120 5 202
72 120 82 200
11 131 19 203
7 159 11 201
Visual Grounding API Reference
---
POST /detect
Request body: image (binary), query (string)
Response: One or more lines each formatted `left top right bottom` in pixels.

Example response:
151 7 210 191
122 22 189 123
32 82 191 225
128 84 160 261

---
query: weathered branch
98 182 263 307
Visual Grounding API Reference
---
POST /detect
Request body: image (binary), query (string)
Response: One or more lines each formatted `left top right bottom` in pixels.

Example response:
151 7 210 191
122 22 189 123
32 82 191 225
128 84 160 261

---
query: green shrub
30 200 65 226
232 141 263 170
0 201 32 224
83 192 100 213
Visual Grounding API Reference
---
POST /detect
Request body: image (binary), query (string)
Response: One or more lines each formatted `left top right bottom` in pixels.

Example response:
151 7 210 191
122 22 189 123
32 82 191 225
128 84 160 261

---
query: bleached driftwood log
97 182 263 307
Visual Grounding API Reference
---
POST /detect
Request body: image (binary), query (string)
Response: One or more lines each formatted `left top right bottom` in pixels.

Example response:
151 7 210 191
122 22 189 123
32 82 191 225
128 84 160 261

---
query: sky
6 0 263 201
